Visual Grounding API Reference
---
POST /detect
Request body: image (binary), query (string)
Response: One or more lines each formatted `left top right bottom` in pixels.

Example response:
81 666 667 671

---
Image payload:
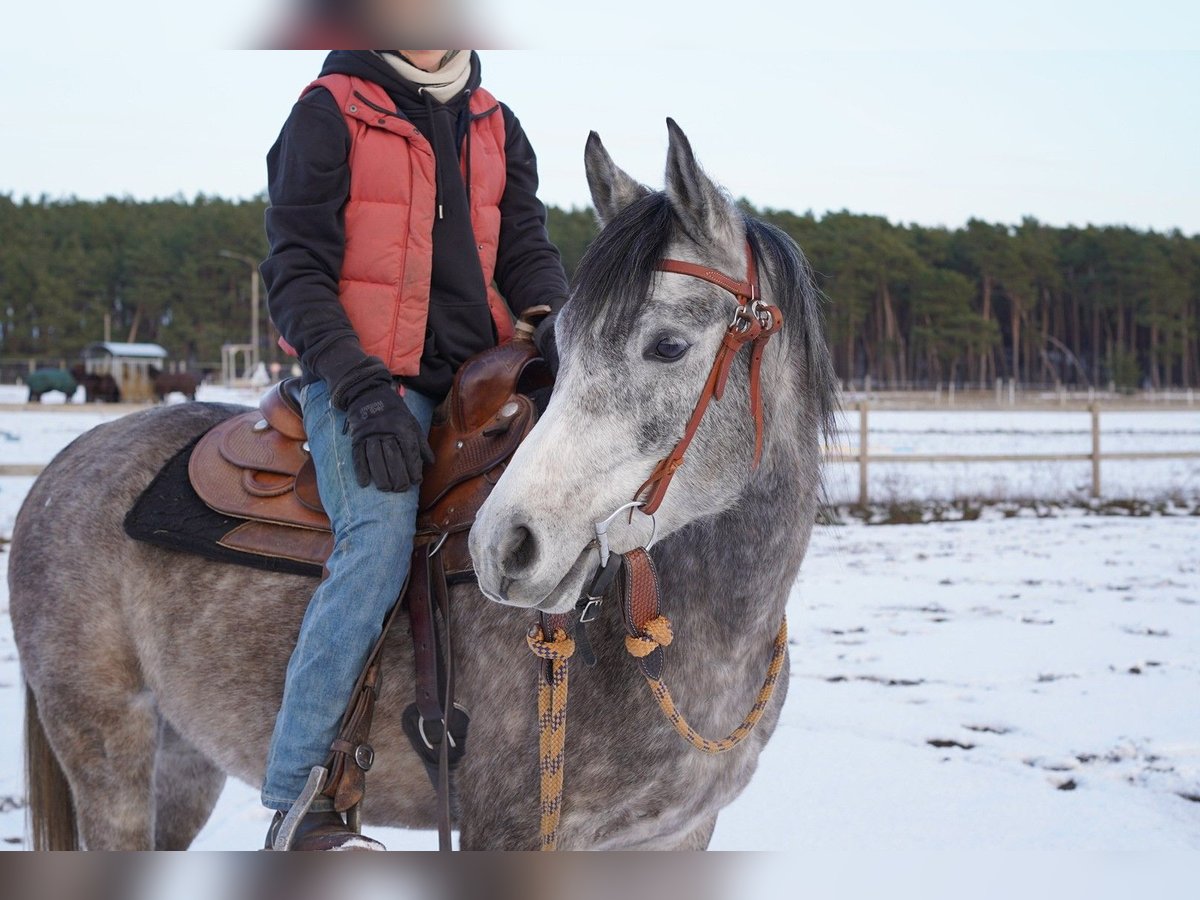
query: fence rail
826 402 1200 505
4 404 1200 496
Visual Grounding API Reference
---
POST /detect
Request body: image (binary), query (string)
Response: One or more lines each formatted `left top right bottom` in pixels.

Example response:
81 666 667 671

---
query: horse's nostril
500 524 538 577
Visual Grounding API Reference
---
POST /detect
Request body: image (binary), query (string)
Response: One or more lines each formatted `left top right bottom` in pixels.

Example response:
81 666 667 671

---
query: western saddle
187 314 552 838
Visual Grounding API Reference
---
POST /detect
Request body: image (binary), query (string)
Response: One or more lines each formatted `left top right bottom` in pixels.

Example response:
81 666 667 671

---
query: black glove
332 362 434 493
533 312 560 376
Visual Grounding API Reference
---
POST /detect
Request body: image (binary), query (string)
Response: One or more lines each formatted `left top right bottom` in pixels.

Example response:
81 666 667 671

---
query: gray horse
9 121 835 851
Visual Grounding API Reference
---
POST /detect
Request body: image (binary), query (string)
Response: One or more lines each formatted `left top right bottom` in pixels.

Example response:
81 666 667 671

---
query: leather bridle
634 243 783 514
526 241 790 850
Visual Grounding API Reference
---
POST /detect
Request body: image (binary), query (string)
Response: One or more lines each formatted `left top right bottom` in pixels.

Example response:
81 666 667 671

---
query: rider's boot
264 808 386 851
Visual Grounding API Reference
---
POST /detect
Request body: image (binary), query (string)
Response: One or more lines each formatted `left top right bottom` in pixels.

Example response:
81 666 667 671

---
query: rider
260 49 567 850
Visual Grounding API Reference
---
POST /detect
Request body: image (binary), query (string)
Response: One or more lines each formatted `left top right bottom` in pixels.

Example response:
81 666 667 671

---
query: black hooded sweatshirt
261 51 569 401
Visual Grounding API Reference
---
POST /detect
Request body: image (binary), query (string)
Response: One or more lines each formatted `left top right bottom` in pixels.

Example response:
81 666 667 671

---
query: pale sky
1 3 1197 232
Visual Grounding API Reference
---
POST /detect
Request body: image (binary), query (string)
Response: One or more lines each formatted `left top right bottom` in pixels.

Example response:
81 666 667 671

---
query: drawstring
415 86 489 220
419 87 446 220
463 91 473 209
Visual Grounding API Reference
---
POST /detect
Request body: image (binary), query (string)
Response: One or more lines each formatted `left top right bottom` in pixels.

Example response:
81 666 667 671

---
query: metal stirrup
272 765 329 851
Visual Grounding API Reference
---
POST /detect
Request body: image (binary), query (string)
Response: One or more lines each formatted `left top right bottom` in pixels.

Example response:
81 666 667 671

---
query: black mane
745 215 839 436
569 192 676 338
569 193 837 435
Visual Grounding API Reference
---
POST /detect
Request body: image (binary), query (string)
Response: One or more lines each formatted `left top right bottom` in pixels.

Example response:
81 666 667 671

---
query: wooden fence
4 404 1200 497
828 402 1200 506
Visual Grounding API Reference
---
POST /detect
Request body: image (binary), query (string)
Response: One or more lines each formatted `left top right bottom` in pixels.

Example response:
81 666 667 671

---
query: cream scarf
376 51 471 103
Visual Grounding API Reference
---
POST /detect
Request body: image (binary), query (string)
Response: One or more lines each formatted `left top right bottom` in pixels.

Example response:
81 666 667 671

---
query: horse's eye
650 337 691 361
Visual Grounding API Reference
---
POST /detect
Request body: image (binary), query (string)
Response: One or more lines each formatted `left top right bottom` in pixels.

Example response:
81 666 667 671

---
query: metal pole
859 402 869 507
219 250 262 375
1090 402 1101 499
250 268 260 373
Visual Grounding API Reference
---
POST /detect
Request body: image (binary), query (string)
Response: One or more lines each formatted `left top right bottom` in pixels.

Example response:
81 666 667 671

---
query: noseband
634 242 784 515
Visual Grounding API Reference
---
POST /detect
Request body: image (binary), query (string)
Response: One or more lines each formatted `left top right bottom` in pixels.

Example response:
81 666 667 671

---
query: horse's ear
664 118 743 248
585 131 649 227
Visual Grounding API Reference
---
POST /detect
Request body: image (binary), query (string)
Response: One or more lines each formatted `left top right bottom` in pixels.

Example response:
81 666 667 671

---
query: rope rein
631 615 788 755
525 625 575 851
528 593 788 849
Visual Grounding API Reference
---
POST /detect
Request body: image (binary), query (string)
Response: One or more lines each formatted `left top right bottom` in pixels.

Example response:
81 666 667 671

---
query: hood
318 50 483 114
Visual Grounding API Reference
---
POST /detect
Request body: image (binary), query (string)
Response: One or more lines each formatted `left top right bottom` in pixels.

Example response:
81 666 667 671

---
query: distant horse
10 122 834 850
24 369 78 403
70 365 121 403
148 367 200 402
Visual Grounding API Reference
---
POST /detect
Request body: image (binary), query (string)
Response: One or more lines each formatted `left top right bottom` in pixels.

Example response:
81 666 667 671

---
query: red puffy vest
278 74 514 375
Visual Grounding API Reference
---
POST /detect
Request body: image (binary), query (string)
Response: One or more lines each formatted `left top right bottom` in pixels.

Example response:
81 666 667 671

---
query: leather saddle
188 332 551 578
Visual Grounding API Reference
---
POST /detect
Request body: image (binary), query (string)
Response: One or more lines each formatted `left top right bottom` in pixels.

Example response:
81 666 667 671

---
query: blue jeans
261 378 435 812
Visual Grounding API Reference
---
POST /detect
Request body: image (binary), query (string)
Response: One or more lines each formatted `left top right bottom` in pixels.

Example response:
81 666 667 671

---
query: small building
81 342 168 403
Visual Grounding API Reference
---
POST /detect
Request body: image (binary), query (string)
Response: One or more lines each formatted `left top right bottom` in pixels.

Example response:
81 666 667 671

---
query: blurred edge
0 851 1194 900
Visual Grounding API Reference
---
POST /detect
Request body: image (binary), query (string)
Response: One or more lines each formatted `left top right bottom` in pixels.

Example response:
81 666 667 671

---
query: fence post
858 402 869 507
1090 402 1101 499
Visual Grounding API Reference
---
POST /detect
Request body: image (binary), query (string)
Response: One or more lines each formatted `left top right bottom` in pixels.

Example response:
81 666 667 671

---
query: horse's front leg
455 746 544 850
455 773 543 850
671 814 718 850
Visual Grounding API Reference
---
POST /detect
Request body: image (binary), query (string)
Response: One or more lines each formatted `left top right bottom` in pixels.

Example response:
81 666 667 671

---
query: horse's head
470 120 833 612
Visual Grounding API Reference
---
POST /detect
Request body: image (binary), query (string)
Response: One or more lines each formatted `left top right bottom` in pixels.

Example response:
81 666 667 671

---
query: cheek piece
633 241 783 516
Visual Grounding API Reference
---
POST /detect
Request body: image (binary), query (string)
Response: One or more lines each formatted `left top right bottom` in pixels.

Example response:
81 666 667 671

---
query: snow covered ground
0 399 1197 850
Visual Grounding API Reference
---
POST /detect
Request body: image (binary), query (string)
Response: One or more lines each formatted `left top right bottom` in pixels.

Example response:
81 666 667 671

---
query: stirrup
271 765 329 851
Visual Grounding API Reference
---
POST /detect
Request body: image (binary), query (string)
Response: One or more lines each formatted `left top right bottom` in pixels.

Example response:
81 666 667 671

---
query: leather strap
619 549 665 680
636 243 781 514
655 258 756 301
319 568 411 813
403 539 462 851
748 304 783 467
432 547 455 852
408 545 443 720
634 319 762 515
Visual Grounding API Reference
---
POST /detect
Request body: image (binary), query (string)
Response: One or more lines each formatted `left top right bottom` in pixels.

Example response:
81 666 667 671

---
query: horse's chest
558 706 765 849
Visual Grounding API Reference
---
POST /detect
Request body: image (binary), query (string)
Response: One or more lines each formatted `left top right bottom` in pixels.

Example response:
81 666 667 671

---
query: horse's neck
653 447 815 640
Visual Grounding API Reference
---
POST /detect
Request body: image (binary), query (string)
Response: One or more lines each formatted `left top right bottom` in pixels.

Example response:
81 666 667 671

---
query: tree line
2 194 1197 389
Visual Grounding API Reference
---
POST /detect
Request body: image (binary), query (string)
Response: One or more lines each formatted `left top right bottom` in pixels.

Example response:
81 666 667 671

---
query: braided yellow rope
631 615 788 754
525 613 786 850
525 625 575 850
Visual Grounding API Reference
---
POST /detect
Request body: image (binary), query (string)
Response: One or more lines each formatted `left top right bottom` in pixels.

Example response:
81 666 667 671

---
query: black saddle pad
124 436 323 578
